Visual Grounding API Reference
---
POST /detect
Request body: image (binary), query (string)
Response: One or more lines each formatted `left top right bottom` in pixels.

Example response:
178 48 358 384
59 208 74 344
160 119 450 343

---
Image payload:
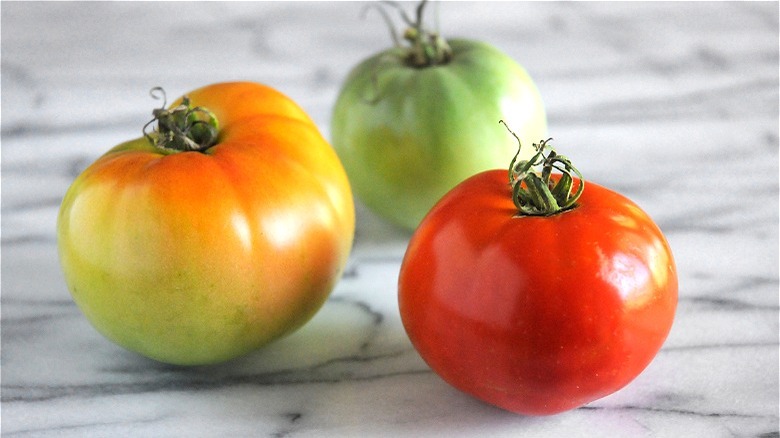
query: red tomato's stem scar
501 120 585 217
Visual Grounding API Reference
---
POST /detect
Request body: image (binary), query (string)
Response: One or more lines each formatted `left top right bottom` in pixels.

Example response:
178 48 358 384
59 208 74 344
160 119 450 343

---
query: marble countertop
2 2 778 436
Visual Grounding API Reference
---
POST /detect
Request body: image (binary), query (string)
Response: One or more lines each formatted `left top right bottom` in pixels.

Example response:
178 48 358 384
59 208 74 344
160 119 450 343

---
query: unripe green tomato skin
332 39 547 230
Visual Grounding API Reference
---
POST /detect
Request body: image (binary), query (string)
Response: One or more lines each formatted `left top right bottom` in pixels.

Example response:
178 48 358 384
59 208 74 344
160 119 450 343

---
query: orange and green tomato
57 82 355 366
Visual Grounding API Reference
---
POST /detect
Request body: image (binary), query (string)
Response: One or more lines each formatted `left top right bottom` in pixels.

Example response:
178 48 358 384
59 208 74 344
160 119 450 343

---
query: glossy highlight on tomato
57 82 355 366
398 168 677 415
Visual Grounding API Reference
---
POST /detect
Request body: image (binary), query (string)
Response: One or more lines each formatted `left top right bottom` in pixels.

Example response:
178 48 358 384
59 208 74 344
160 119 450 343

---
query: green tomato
331 37 547 230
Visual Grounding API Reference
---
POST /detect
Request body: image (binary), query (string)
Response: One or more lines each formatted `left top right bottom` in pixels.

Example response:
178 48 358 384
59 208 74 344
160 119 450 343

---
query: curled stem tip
143 87 219 153
500 120 584 216
370 0 452 67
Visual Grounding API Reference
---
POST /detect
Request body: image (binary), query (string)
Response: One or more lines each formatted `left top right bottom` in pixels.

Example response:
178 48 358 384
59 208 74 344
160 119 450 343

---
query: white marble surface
2 1 778 436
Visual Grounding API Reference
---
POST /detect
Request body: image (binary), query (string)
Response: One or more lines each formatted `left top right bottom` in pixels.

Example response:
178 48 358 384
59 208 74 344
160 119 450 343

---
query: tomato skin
57 82 355 366
398 170 677 415
332 39 547 230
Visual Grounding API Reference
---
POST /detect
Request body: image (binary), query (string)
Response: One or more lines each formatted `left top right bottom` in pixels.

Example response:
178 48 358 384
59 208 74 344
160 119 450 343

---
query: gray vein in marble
580 403 776 423
4 416 172 438
2 358 430 404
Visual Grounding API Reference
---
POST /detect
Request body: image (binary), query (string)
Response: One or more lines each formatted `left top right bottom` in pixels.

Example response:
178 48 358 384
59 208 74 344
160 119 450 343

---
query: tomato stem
143 87 219 153
501 120 584 216
368 0 452 67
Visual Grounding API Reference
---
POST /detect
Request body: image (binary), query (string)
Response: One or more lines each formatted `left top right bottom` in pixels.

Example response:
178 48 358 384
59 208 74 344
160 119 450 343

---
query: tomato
57 82 355 366
331 1 547 230
398 131 677 415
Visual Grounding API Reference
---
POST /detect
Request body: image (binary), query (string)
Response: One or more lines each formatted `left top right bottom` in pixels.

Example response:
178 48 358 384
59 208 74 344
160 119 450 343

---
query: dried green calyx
502 120 584 216
366 0 453 67
143 87 219 153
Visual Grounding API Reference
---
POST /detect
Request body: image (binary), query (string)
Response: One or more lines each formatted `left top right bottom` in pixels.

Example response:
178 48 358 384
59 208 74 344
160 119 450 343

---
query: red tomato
398 146 677 415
